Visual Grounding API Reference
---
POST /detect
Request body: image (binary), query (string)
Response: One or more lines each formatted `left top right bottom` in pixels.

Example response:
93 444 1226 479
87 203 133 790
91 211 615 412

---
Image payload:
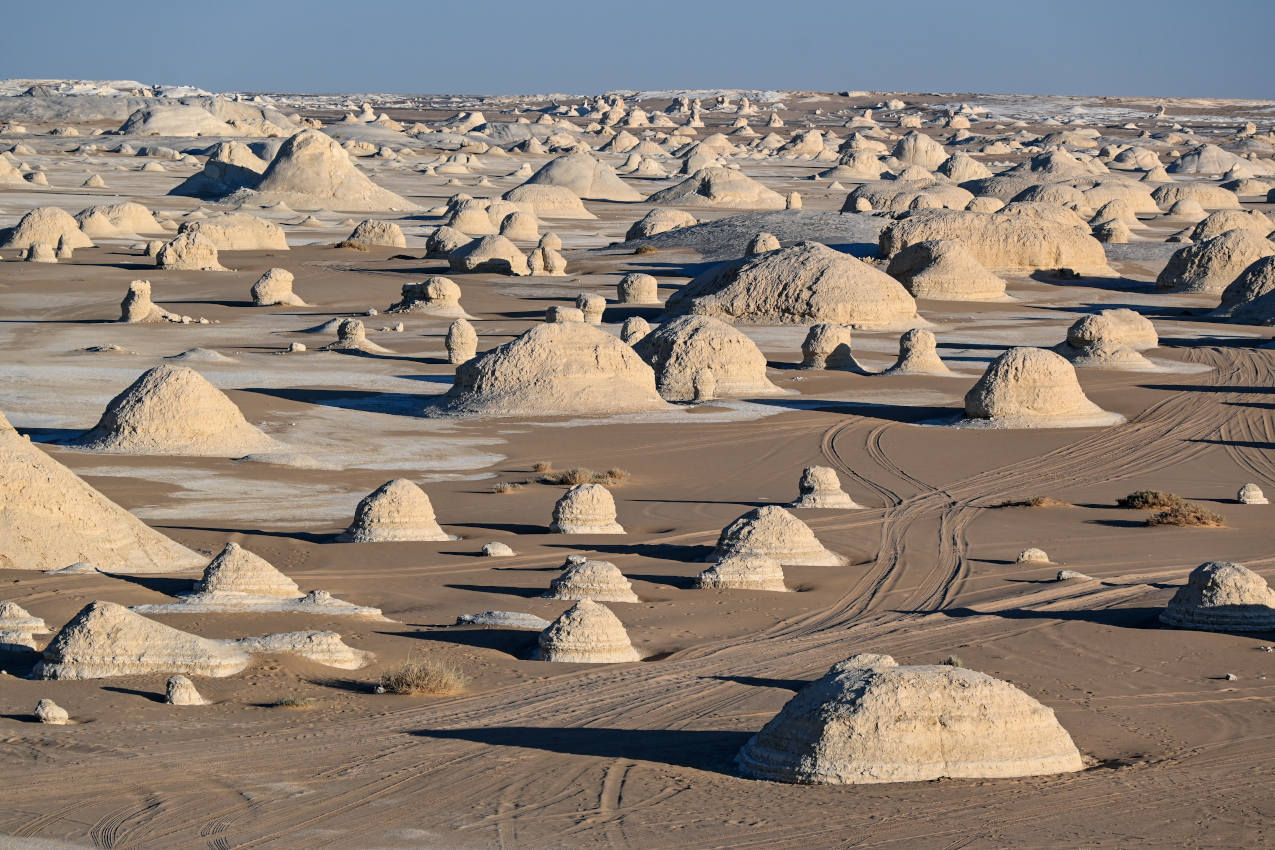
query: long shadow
449 521 545 535
384 627 536 656
0 646 39 678
445 583 544 599
918 605 1164 628
707 674 812 692
628 498 771 508
101 686 163 703
1026 271 1152 294
409 726 752 775
626 572 698 590
1085 519 1149 528
21 427 82 444
1140 383 1275 394
160 525 331 544
548 542 715 563
311 677 371 694
749 397 958 425
108 574 195 595
1191 437 1275 450
241 386 424 416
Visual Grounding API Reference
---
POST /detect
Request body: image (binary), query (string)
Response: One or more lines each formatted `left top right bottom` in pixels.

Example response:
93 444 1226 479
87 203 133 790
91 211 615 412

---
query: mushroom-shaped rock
885 239 1008 301
250 268 306 307
1159 561 1275 631
550 483 624 534
74 365 280 456
446 318 478 364
34 699 70 724
322 319 392 354
576 293 605 324
338 479 453 542
736 655 1084 784
1156 229 1275 295
537 600 640 663
712 506 845 566
543 559 639 603
800 324 860 371
668 242 919 328
880 328 953 376
962 348 1124 428
449 235 531 275
790 466 860 509
617 273 659 304
695 553 787 591
387 277 468 317
633 315 781 401
1238 483 1268 505
165 674 209 705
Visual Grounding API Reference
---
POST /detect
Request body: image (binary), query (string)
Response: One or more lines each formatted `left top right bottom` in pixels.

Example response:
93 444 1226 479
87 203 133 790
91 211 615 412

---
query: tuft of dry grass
268 697 316 710
939 655 964 668
334 239 369 251
1117 490 1183 510
997 496 1070 508
531 461 553 474
537 467 630 486
1146 502 1225 528
492 481 524 494
379 659 468 696
634 245 658 255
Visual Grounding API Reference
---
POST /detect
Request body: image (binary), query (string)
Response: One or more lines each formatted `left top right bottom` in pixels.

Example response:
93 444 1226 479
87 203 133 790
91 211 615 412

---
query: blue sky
3 0 1271 98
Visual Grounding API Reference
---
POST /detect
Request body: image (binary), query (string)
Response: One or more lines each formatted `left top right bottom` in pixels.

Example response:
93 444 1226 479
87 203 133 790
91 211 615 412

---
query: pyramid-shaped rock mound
432 322 671 417
543 559 639 603
223 130 419 211
961 348 1125 428
170 141 268 198
537 600 641 663
666 242 918 328
885 239 1008 301
695 553 787 591
74 365 280 456
0 410 203 573
712 505 845 566
524 152 643 201
633 315 782 401
36 601 252 679
647 166 785 210
337 479 453 542
737 654 1084 784
789 466 860 509
550 483 625 534
195 542 301 598
1159 561 1275 631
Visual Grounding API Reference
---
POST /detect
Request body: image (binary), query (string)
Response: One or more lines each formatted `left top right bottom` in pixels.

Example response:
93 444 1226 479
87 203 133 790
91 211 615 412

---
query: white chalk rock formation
879 328 953 376
1238 483 1268 505
449 235 531 275
1159 561 1275 631
34 699 70 724
885 239 1008 300
322 319 392 353
633 315 781 401
961 348 1125 428
617 273 660 304
800 324 859 370
346 219 406 248
712 506 845 566
1055 309 1158 369
621 316 650 344
503 184 596 219
524 152 643 201
544 559 639 603
338 479 453 542
736 654 1084 784
165 674 209 705
170 141 267 198
626 207 697 240
75 202 162 238
790 466 861 509
180 214 288 251
537 600 641 663
251 268 307 306
0 207 93 251
0 600 49 649
119 280 178 323
387 277 469 317
1017 547 1051 563
1156 230 1275 295
695 553 787 591
550 483 625 534
646 167 785 209
446 318 477 364
75 365 280 456
157 231 226 271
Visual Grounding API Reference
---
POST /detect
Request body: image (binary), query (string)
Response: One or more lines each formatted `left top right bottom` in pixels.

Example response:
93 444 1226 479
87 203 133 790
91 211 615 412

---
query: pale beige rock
880 328 953 376
528 244 568 276
387 277 468 317
25 243 56 263
449 235 531 275
747 232 781 255
844 179 974 213
537 600 640 663
198 542 300 597
119 280 178 323
322 319 393 354
576 293 605 324
546 306 585 323
524 152 643 201
885 239 1008 300
1160 562 1275 631
157 231 226 271
1151 183 1241 211
646 166 785 209
1238 483 1268 505
669 242 919 328
251 268 306 307
892 131 948 169
626 207 697 240
75 365 280 456
550 484 624 534
736 655 1084 784
633 315 781 401
235 630 372 670
499 211 540 241
180 214 288 251
620 316 650 344
962 348 1124 428
1189 210 1272 242
695 553 787 591
426 225 469 257
1056 309 1158 369
790 466 861 509
75 202 161 237
34 698 70 724
446 318 477 364
338 479 453 542
544 559 638 602
617 273 659 304
346 219 406 248
165 674 208 706
1017 547 1051 563
800 324 860 371
503 184 596 219
1212 257 1275 322
0 207 93 250
712 505 845 566
482 542 515 557
1156 230 1275 295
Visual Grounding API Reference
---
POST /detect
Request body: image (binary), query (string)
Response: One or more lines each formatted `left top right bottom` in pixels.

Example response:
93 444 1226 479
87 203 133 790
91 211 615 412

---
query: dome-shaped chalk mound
800 324 860 371
338 479 453 542
884 239 1008 301
0 411 204 572
666 242 919 329
736 654 1084 784
550 483 625 534
961 348 1125 428
433 322 671 417
250 268 306 307
790 466 861 509
1157 230 1275 295
646 166 785 210
74 365 281 456
537 600 641 663
712 506 845 566
879 328 953 376
543 559 639 603
1159 561 1275 631
1212 257 1275 323
523 152 643 202
166 674 209 705
633 315 781 401
695 553 787 592
1055 309 1158 369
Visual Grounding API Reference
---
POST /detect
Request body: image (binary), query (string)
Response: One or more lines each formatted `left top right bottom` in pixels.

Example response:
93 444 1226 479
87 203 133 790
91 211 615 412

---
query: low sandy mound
170 141 267 198
551 483 625 534
223 130 418 211
737 654 1084 784
36 601 252 679
387 277 469 317
712 505 845 566
157 231 226 271
0 410 203 572
180 214 288 251
885 239 1007 300
1055 309 1158 369
433 322 671 417
321 318 393 354
1156 229 1275 295
879 209 1112 275
503 184 596 219
879 328 953 376
626 207 697 240
1159 561 1275 631
524 152 643 201
633 315 781 401
1213 256 1275 322
0 207 93 251
695 553 787 591
647 166 785 210
537 600 640 663
449 235 531 275
347 219 406 248
961 347 1125 428
74 202 161 238
800 324 861 371
790 466 860 509
337 479 454 542
543 559 638 602
119 280 179 323
251 268 306 306
667 242 919 328
73 365 281 456
118 104 240 137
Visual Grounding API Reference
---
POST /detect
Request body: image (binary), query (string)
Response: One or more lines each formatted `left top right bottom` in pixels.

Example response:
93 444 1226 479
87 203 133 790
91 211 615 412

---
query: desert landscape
0 70 1274 848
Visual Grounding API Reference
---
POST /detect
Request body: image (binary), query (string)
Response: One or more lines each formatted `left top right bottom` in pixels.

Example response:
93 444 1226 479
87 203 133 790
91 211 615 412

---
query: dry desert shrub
333 239 369 251
531 461 553 474
539 467 630 486
268 696 316 710
997 496 1069 508
939 655 964 667
634 245 658 255
492 481 524 494
1146 502 1225 528
379 658 467 696
1117 490 1184 509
